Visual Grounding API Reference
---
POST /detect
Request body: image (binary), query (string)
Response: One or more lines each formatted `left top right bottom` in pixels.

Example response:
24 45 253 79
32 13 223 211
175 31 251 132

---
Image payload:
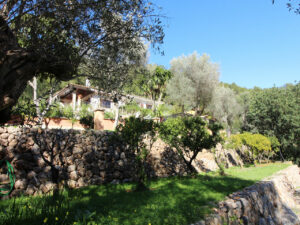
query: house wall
6 116 115 131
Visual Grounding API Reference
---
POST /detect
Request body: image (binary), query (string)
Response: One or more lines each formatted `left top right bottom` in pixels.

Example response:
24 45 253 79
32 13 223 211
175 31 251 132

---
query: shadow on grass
0 175 255 225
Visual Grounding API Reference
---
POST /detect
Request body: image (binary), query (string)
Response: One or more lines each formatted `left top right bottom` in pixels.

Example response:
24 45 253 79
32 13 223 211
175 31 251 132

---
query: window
101 100 111 108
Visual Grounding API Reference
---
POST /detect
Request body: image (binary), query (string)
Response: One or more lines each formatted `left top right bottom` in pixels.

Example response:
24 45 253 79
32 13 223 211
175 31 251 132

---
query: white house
53 83 162 113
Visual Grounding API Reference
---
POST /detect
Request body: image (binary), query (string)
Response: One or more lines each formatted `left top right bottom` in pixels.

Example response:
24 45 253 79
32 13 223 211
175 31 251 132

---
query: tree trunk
0 17 38 123
113 102 120 130
0 16 75 123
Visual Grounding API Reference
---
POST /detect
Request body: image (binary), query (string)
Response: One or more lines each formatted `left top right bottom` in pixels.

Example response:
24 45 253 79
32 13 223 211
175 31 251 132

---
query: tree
159 116 222 173
273 0 300 14
0 0 164 123
143 65 172 111
243 82 300 162
165 68 194 113
208 86 243 136
167 52 220 115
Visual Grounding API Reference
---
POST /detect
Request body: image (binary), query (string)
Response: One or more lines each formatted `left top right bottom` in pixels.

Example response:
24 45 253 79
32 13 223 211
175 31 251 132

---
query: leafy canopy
159 116 222 172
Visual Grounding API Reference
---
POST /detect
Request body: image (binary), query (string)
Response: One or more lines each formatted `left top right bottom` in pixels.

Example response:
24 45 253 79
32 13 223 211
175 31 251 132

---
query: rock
1 133 9 139
120 152 126 159
68 180 76 188
41 182 55 193
15 179 27 190
77 177 85 187
100 171 106 178
25 185 36 195
8 139 18 148
117 160 124 167
73 147 83 155
110 179 120 185
36 157 45 167
70 171 78 181
0 127 5 134
27 171 37 179
7 134 15 142
26 137 35 146
68 165 76 172
0 174 8 182
0 139 8 146
113 171 122 179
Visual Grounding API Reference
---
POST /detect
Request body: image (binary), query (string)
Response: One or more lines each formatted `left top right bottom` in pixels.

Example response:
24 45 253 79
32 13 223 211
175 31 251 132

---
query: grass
0 162 290 225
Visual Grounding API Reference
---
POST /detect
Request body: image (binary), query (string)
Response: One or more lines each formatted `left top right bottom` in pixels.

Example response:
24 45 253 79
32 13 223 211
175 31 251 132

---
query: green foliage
104 111 115 120
159 116 223 172
243 82 300 161
63 106 76 120
78 104 94 128
167 52 220 114
122 102 140 115
46 102 64 118
221 82 248 95
228 133 273 163
143 65 172 102
155 104 174 117
268 136 280 153
11 97 37 124
116 117 157 189
208 86 243 135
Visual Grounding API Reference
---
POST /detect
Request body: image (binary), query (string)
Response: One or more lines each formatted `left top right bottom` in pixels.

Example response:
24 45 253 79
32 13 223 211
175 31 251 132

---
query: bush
46 102 64 118
159 116 223 173
115 117 157 190
104 111 115 120
78 104 94 128
228 133 273 163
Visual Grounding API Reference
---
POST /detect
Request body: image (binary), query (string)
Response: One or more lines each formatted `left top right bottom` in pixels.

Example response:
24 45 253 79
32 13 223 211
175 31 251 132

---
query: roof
54 84 163 105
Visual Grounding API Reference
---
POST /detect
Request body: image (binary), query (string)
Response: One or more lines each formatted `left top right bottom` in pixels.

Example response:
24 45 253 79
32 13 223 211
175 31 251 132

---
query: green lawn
0 163 290 225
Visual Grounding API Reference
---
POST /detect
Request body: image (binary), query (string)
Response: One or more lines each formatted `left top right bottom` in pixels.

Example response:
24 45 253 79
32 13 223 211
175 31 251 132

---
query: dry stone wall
0 127 136 197
193 165 300 225
0 126 243 197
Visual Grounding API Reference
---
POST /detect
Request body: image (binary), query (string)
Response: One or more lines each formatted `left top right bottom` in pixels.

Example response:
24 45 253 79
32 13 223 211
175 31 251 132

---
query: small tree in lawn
159 116 223 173
115 117 157 190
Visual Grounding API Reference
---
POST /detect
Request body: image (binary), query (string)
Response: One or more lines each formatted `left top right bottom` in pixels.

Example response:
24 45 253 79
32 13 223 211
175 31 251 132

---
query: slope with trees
0 0 165 123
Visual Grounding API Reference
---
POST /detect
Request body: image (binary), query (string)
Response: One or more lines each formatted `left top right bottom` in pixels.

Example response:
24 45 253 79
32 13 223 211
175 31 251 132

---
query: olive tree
167 52 220 115
208 86 243 136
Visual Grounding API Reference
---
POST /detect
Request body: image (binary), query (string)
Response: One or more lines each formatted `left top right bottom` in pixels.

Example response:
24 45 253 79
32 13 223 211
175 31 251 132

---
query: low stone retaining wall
0 126 243 197
193 165 300 225
0 127 137 197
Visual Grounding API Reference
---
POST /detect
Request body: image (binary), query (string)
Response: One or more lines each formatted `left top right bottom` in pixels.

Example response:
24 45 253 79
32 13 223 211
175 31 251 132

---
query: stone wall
0 127 136 197
0 127 243 197
193 165 300 225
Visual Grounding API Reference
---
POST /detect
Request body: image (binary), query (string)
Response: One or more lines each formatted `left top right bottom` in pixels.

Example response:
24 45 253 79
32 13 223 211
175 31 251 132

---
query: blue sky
149 0 300 88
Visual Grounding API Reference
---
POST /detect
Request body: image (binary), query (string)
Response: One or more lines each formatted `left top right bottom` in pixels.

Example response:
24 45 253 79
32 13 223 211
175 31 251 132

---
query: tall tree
167 52 220 115
165 68 194 113
243 82 300 162
143 65 172 110
0 0 164 123
208 86 243 136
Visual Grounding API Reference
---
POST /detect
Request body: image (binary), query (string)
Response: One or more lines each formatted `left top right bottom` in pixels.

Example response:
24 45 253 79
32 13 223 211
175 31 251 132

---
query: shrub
78 104 94 128
228 133 272 163
159 116 223 173
104 111 115 120
115 117 157 190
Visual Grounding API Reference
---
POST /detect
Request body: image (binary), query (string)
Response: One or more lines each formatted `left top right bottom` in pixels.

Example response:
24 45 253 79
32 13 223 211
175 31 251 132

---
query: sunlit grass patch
0 162 290 225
